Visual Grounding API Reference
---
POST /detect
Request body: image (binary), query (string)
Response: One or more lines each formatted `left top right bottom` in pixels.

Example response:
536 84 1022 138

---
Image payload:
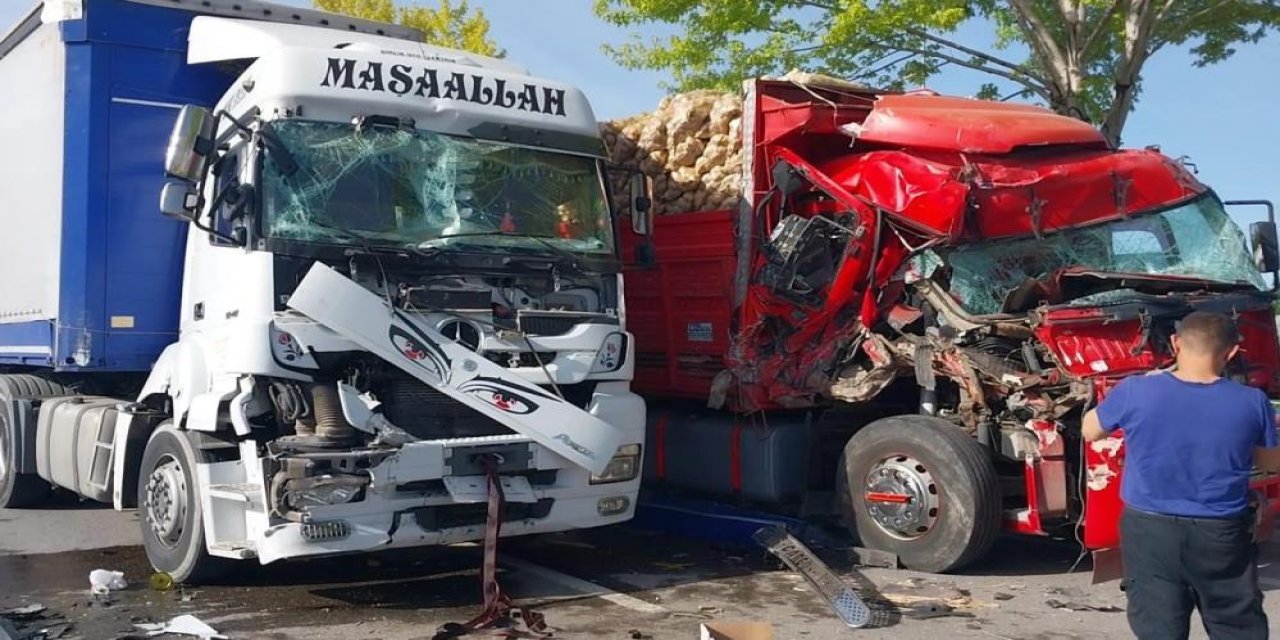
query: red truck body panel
620 78 1280 564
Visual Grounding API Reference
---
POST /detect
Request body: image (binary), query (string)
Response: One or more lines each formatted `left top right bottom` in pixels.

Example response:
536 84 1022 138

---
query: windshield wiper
416 232 589 272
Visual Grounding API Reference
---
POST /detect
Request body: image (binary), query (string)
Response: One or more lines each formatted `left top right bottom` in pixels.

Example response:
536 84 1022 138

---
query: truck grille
378 371 513 440
518 315 581 336
374 372 597 439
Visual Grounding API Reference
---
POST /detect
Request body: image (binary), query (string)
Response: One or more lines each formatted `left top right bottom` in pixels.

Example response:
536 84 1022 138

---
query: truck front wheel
138 424 228 584
836 415 1000 573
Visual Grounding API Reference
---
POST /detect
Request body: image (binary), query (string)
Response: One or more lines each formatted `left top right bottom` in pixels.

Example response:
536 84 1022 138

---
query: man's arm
1084 378 1132 442
1257 446 1280 473
1253 400 1280 473
1082 409 1109 442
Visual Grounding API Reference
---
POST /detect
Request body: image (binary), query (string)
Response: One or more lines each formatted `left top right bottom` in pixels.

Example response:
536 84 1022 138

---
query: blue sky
3 0 1278 228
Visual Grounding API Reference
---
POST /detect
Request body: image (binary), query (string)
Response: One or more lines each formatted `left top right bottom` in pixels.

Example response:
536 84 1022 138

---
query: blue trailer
0 0 413 371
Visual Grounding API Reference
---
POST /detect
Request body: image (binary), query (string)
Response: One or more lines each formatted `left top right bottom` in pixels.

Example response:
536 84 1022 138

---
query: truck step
208 541 257 559
206 483 263 503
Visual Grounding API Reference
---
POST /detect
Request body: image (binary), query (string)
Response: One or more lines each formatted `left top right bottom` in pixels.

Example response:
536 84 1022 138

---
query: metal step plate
753 525 871 628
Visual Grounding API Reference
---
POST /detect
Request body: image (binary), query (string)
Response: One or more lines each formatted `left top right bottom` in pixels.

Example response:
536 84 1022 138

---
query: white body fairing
128 18 645 564
287 264 622 474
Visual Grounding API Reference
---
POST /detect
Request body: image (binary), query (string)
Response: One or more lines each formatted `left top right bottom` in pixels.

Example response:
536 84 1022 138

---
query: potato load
602 90 744 216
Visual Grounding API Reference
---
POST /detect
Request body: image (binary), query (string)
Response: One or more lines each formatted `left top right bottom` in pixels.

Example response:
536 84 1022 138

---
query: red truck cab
619 78 1280 574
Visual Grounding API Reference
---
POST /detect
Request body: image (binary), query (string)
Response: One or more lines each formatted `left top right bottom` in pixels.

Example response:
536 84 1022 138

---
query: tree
315 0 503 57
594 0 1280 146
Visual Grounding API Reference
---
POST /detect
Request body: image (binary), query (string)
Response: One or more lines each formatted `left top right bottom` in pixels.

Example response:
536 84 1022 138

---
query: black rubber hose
311 383 356 442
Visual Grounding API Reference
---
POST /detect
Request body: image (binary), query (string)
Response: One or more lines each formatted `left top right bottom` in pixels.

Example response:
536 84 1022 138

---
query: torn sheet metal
287 263 620 474
820 146 1203 240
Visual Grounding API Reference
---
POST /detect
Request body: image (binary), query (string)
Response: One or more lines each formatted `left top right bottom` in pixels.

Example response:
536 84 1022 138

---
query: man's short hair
1176 311 1240 355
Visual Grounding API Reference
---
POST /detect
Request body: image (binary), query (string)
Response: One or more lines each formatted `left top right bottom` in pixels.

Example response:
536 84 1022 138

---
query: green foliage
315 0 503 57
594 0 1280 143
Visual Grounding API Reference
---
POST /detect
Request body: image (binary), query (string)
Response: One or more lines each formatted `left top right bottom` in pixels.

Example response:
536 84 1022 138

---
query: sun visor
187 16 526 75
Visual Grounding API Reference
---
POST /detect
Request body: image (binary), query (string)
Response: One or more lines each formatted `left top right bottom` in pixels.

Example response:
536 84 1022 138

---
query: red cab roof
851 93 1109 153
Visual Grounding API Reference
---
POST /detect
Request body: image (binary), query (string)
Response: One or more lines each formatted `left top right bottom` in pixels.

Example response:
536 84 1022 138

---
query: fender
138 339 209 428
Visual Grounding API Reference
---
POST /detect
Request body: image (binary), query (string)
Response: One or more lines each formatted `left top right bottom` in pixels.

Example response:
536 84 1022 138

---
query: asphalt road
4 495 1280 639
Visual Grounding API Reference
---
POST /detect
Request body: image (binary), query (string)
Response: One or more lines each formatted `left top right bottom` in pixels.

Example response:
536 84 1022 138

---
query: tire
0 413 49 508
138 423 229 584
836 414 1001 573
0 374 73 508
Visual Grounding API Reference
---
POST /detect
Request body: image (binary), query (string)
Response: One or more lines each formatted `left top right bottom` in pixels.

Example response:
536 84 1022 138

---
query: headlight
590 333 627 373
590 444 641 484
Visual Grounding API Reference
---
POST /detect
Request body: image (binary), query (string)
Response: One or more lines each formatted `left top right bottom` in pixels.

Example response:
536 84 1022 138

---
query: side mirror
1251 221 1280 273
159 181 198 221
164 105 216 182
629 173 653 236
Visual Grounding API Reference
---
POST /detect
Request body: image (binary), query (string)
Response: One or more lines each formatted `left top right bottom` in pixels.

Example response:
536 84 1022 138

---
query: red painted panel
1034 315 1163 378
855 94 1107 153
620 211 737 398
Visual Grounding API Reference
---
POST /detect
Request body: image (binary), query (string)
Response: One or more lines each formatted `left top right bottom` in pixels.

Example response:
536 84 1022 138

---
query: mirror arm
1226 199 1280 292
191 215 242 246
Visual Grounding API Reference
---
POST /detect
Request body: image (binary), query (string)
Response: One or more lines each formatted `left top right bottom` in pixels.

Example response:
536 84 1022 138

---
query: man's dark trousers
1121 507 1268 639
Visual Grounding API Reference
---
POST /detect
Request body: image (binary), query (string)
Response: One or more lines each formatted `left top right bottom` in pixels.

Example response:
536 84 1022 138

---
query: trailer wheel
836 415 1000 573
138 423 228 584
0 414 49 508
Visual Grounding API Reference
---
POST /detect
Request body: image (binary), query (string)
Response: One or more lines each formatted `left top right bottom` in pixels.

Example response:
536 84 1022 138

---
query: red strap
437 457 552 639
729 419 743 493
654 414 669 481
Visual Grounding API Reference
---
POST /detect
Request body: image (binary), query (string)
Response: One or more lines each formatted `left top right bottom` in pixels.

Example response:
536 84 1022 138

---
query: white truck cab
0 0 642 584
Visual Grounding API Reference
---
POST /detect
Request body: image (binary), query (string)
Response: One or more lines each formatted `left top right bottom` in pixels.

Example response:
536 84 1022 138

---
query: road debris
0 605 46 619
147 572 174 592
1045 599 1123 613
0 619 19 640
897 599 974 620
627 630 653 639
699 621 774 640
753 525 871 628
0 603 73 640
993 592 1015 601
134 614 226 639
89 569 127 596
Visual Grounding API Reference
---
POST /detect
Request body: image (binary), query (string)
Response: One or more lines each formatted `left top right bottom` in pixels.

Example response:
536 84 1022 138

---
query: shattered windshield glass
912 195 1265 315
261 120 613 254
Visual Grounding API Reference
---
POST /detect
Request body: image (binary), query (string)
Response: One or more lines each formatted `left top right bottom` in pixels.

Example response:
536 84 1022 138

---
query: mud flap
287 264 620 474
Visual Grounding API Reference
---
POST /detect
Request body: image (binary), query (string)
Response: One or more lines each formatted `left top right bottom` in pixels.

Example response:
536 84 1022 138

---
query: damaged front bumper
247 434 640 564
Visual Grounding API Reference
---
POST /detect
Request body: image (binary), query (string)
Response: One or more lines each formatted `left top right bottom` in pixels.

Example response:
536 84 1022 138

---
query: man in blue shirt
1083 311 1280 639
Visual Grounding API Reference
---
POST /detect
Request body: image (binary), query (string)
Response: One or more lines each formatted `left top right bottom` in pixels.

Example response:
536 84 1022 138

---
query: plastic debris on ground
0 603 73 640
1045 599 1123 613
134 614 226 639
89 569 127 595
699 621 774 640
148 572 174 592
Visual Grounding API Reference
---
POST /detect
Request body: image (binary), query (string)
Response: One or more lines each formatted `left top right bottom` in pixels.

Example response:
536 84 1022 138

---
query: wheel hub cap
145 457 187 547
864 455 939 540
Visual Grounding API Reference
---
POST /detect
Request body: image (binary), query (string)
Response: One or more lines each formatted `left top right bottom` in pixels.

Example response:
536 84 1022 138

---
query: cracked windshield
914 195 1266 315
262 121 613 254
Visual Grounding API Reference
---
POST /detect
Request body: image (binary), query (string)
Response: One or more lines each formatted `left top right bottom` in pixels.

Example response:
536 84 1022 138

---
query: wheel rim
145 454 188 549
863 454 940 540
